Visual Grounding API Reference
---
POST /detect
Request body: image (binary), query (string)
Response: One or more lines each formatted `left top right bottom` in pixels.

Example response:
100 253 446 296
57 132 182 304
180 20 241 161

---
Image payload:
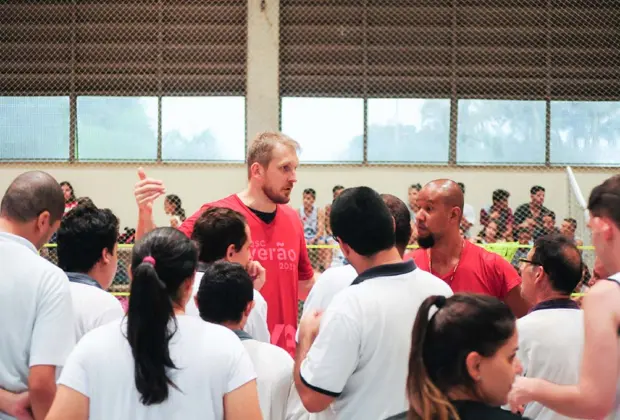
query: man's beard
263 185 291 205
417 233 436 249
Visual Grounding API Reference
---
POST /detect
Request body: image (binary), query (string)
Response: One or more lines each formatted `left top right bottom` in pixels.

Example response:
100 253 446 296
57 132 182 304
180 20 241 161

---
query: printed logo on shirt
271 323 297 353
251 240 298 271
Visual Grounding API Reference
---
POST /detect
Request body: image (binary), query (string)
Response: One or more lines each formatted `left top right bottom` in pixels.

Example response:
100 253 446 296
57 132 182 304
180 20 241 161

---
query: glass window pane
162 97 245 162
551 101 620 166
457 100 546 165
281 97 364 163
367 98 450 163
0 97 69 161
77 97 158 161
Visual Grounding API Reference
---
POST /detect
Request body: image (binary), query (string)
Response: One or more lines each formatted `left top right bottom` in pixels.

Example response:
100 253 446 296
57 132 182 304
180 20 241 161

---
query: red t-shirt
404 241 521 299
179 194 315 356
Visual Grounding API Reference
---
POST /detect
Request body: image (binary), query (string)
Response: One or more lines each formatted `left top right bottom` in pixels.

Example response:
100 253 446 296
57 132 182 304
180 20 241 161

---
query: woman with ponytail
387 294 526 420
46 227 262 420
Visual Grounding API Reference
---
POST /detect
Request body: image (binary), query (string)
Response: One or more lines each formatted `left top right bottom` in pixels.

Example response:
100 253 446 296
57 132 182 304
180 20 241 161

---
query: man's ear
244 300 255 317
225 243 236 261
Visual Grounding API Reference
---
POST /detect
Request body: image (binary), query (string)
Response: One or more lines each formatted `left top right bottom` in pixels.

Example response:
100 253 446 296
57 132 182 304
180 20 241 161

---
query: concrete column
246 0 280 148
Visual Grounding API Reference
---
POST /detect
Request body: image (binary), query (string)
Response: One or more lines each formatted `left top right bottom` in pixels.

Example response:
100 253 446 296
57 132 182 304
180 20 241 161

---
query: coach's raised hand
134 167 165 240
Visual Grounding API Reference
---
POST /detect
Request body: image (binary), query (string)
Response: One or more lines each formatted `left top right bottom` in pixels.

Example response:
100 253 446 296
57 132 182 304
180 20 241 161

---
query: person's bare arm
223 380 263 420
0 389 32 420
298 274 316 302
28 366 57 420
504 285 530 318
44 385 88 420
509 280 620 418
134 167 165 241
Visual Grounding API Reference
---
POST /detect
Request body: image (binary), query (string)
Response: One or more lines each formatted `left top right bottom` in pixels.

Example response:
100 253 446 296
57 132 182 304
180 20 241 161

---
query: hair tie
435 295 447 309
142 256 156 267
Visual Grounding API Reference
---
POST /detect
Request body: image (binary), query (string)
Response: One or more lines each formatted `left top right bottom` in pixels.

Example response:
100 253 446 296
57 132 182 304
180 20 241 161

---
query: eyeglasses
519 258 542 266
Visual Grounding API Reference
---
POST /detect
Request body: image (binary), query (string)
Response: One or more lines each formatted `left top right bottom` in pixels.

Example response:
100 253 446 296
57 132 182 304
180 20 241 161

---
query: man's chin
417 234 435 249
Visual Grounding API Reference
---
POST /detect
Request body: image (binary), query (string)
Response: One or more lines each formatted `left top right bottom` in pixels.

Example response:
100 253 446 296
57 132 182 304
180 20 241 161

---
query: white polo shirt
299 260 453 420
0 232 75 420
66 272 125 342
302 264 358 316
186 271 270 343
516 298 584 420
58 315 256 420
234 330 309 420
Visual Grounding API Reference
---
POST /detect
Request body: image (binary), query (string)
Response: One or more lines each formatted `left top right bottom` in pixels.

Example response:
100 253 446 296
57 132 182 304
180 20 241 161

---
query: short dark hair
76 197 95 207
409 183 422 191
128 227 198 405
531 234 583 295
588 175 620 229
545 211 556 221
492 189 510 203
333 185 345 194
0 171 65 223
408 294 516 419
531 185 545 195
197 261 254 324
457 182 465 194
191 207 248 263
381 193 411 254
331 187 395 256
564 218 577 230
57 204 119 273
303 188 316 199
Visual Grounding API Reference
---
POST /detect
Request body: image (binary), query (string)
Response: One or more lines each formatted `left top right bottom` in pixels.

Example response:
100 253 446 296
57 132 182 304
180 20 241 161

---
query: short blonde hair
246 132 300 179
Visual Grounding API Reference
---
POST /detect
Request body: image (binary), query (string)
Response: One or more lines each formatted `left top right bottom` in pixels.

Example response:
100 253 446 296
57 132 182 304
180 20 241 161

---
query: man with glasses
511 233 583 420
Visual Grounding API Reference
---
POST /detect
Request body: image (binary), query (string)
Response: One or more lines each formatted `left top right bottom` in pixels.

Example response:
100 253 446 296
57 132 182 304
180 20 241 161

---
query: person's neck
221 321 244 331
172 301 186 316
0 219 38 249
428 230 463 265
351 248 402 274
238 185 277 213
304 206 313 214
86 268 109 291
534 290 572 306
530 202 541 210
446 387 479 403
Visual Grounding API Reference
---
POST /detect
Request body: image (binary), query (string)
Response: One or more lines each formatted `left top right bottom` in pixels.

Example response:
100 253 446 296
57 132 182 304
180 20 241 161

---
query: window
0 97 70 161
76 97 158 161
367 98 450 163
162 97 245 162
551 101 620 166
281 97 364 163
457 100 546 165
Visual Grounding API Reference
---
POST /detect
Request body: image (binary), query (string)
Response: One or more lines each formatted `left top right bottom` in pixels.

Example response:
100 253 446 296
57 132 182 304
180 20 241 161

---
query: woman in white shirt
46 227 263 420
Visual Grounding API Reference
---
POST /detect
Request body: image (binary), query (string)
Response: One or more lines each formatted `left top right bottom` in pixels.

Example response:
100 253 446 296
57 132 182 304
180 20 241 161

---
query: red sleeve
178 204 210 238
298 226 314 281
493 253 522 299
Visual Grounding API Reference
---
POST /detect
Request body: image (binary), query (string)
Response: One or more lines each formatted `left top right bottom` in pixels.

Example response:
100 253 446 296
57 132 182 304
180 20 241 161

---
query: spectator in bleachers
407 183 422 244
56 203 124 342
198 261 307 420
511 227 534 274
541 211 560 238
322 185 347 270
476 219 503 245
0 171 75 420
515 234 583 420
409 179 530 317
60 181 78 215
46 227 262 420
457 182 476 239
186 207 270 344
515 186 551 240
294 187 452 419
560 217 583 247
164 194 186 228
387 294 523 420
301 193 412 318
480 189 514 238
298 188 323 271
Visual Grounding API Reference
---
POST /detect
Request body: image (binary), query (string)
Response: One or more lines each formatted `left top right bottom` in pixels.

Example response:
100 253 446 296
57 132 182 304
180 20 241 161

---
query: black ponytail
126 227 198 406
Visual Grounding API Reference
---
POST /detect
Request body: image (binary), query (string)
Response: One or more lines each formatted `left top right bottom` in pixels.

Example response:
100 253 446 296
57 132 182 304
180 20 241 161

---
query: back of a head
381 193 412 255
330 187 395 257
532 233 582 295
407 294 516 420
197 261 254 325
191 207 247 263
492 189 510 203
246 132 300 179
57 204 119 274
588 174 620 229
127 227 198 405
0 171 65 223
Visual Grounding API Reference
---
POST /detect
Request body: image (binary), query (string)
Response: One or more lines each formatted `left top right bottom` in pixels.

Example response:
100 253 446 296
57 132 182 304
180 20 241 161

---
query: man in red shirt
133 132 316 356
405 179 530 317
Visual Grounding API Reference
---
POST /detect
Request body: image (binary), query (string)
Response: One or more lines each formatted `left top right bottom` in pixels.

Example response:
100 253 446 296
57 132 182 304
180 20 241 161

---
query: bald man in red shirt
133 132 316 356
405 179 530 317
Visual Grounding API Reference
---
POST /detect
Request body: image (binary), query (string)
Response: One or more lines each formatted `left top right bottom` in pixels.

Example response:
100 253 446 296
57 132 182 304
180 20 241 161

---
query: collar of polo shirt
351 260 417 286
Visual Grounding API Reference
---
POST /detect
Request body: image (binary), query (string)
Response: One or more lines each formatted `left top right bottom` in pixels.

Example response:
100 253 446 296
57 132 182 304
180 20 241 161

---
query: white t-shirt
0 232 75 420
302 265 358 317
516 300 584 420
604 273 620 420
300 260 453 420
58 316 256 420
238 333 309 420
68 277 125 343
186 271 270 343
